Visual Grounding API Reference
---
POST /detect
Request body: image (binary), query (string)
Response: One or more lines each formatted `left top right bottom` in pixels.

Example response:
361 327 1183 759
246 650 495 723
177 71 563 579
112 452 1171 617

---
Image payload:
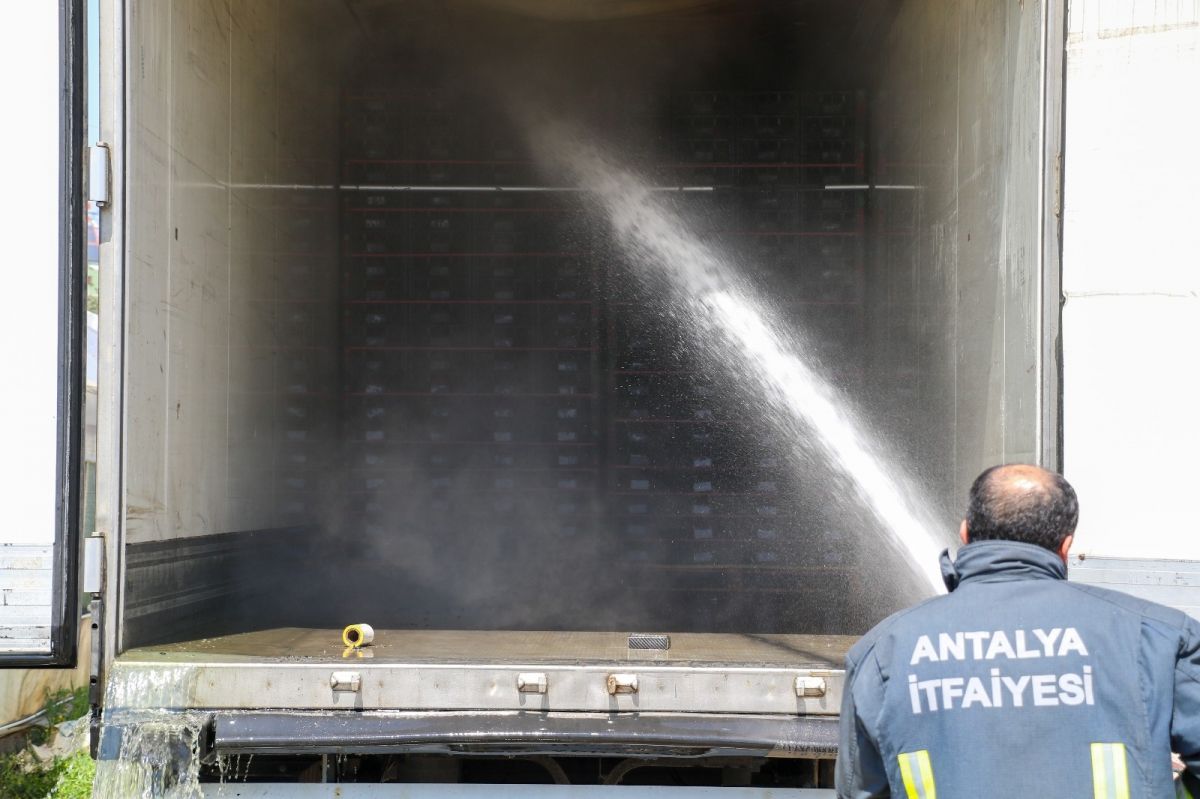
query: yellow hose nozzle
342 623 375 648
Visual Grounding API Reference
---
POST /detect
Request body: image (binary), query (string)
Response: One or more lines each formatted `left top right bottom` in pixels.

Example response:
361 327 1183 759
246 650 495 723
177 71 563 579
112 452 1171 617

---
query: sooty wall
123 0 1049 648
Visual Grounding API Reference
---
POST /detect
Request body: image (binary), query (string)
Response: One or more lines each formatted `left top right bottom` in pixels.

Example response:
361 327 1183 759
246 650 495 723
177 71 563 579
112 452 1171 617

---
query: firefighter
836 464 1200 798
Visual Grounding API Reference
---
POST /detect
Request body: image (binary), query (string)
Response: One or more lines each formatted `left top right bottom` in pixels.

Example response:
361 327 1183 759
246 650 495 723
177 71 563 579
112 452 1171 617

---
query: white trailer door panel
1063 0 1200 613
0 1 85 665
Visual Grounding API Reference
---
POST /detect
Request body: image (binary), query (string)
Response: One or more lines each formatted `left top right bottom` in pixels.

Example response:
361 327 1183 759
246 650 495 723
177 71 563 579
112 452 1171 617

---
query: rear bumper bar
210 711 839 759
98 709 838 761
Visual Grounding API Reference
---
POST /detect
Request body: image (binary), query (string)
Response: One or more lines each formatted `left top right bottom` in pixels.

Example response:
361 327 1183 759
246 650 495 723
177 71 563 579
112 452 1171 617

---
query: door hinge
83 533 105 594
88 598 104 759
87 143 111 207
85 532 106 758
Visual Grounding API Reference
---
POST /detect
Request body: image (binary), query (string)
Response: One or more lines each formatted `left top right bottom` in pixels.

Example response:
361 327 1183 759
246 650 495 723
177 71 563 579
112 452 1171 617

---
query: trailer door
1062 1 1200 617
0 0 86 666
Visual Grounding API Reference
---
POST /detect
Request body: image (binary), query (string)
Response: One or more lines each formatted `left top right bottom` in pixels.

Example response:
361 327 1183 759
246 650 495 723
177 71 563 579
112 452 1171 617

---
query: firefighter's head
959 464 1080 562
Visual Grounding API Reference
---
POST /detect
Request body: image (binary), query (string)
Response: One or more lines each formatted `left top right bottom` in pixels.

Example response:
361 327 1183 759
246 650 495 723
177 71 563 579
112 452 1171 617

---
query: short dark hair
966 464 1079 551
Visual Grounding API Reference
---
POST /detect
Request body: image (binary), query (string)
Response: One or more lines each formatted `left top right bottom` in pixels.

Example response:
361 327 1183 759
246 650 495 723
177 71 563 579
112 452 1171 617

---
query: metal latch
516 673 548 694
330 671 362 693
606 673 639 695
83 534 105 595
88 143 111 207
795 675 827 698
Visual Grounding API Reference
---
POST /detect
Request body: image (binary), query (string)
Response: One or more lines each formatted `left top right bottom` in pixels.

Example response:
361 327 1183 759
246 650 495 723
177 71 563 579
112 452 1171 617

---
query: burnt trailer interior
105 0 1060 787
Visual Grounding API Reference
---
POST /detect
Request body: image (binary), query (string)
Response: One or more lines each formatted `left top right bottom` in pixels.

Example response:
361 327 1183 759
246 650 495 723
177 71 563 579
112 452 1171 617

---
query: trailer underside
98 628 849 788
105 628 851 714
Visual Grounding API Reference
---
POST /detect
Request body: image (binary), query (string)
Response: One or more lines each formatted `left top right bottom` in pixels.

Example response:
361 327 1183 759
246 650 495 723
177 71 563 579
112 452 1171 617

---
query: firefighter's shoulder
845 592 953 673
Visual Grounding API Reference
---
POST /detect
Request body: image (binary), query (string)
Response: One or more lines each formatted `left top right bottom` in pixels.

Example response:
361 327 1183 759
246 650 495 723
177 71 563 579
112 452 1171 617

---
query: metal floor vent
627 633 670 651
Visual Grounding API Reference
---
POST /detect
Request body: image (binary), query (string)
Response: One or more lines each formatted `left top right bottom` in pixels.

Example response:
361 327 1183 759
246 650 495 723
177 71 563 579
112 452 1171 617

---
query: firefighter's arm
836 651 891 798
1171 616 1200 796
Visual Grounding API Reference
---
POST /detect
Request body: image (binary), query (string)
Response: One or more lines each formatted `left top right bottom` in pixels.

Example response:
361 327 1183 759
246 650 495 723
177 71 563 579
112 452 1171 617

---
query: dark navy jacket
836 540 1200 798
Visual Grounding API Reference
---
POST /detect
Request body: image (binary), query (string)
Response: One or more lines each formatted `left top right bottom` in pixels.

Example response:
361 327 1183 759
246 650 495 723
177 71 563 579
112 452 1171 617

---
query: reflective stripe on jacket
836 540 1200 798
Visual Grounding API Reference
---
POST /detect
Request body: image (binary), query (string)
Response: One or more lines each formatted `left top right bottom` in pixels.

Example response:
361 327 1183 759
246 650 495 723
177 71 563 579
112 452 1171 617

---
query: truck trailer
2 0 1199 795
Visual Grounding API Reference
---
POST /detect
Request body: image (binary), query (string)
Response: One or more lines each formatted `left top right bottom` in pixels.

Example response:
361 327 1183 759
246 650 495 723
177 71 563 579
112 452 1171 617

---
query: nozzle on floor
342 623 375 648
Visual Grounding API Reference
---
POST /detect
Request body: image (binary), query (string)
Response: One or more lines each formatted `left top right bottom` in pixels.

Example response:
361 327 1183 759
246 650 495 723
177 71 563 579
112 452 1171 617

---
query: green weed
0 687 93 799
48 750 95 798
0 753 63 799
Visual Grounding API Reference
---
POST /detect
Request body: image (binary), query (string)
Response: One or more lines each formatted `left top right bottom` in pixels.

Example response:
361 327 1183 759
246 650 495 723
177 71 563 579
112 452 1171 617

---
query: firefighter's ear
1058 534 1074 564
959 520 969 545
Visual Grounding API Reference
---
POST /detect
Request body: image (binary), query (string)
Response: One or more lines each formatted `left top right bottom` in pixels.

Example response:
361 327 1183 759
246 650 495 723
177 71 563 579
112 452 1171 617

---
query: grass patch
0 687 93 799
0 752 64 799
48 749 95 799
26 689 89 748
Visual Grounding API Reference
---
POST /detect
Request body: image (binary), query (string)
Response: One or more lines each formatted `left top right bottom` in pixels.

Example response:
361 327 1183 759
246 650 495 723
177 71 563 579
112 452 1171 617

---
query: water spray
530 123 948 595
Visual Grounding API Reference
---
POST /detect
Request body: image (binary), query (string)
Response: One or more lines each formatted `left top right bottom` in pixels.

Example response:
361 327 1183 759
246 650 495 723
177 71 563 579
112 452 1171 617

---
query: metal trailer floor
106 628 853 717
137 628 856 668
100 630 854 767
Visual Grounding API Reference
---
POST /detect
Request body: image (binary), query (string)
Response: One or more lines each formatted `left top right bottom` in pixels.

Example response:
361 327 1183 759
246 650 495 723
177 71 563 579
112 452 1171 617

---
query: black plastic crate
410 258 472 300
794 260 861 304
468 259 534 300
742 231 800 267
803 90 855 116
344 400 411 443
533 351 595 396
739 91 799 116
404 213 472 254
741 187 800 212
802 114 854 142
276 302 330 344
738 136 799 164
739 205 802 234
810 209 861 234
675 91 736 117
471 213 572 255
404 113 477 160
489 348 546 393
736 167 800 188
738 114 799 138
532 256 591 301
341 304 401 348
279 214 331 250
404 302 473 346
341 269 395 305
537 304 591 349
675 114 736 139
808 164 864 187
800 138 855 165
677 138 734 167
343 160 411 186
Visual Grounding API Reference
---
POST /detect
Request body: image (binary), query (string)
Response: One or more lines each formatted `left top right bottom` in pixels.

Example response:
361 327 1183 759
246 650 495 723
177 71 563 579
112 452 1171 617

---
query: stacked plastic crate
273 188 340 531
797 90 867 378
608 89 866 626
795 91 868 592
340 90 599 574
338 85 865 628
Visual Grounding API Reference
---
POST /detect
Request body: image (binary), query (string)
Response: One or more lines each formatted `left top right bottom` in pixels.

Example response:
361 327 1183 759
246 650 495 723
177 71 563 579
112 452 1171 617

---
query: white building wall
0 3 64 653
1062 0 1200 567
